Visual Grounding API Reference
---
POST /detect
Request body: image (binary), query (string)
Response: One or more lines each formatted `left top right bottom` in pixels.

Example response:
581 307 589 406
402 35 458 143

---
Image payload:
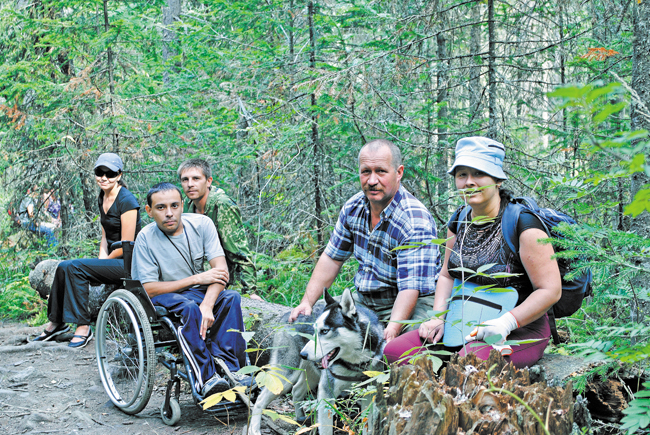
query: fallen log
28 260 117 321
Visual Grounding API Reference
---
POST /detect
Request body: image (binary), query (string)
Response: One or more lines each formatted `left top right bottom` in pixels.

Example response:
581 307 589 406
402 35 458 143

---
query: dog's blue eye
320 328 329 335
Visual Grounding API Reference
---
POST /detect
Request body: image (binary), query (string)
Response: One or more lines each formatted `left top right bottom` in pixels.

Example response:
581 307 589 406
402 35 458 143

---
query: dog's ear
339 288 357 318
324 287 336 306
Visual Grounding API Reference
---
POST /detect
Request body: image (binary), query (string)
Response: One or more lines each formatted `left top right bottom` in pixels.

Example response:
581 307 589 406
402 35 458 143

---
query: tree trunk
308 1 323 250
630 1 650 323
102 0 118 149
436 6 449 217
163 0 181 87
469 1 482 122
487 0 497 138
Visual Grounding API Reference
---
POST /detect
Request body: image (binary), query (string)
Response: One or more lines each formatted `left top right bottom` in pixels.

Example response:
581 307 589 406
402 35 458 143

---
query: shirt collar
362 184 403 220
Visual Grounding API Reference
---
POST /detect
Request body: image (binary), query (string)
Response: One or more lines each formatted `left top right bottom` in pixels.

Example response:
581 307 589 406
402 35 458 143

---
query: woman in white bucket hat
385 137 561 368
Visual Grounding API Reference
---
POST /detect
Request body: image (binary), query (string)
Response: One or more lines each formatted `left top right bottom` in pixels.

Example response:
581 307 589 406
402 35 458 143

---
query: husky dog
248 288 386 435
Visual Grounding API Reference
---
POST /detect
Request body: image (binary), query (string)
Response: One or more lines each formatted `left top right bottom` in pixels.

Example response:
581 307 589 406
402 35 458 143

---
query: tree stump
374 350 575 435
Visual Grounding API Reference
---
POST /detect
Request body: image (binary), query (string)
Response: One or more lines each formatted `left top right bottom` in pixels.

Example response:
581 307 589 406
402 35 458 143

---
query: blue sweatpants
151 288 246 390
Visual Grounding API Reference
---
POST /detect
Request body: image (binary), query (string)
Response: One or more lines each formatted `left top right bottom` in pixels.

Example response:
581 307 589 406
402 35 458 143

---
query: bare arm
509 228 562 326
104 209 139 260
143 257 229 298
197 256 229 339
99 227 109 259
384 289 419 343
288 253 344 322
420 230 457 344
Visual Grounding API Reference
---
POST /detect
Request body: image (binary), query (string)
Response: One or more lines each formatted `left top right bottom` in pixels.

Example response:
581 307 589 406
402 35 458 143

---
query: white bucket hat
448 136 507 180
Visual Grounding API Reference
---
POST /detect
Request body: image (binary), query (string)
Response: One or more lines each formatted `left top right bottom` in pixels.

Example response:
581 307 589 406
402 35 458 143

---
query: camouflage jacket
184 187 257 293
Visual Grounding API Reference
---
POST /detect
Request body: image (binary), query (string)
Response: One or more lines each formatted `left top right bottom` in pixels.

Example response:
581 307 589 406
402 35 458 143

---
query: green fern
620 381 650 435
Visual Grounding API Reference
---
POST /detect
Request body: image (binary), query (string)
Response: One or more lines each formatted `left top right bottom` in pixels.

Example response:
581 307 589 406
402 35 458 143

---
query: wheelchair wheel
95 289 156 415
161 398 181 426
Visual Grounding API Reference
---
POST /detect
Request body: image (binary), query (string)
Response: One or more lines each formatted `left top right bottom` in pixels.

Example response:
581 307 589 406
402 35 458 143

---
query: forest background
0 0 649 433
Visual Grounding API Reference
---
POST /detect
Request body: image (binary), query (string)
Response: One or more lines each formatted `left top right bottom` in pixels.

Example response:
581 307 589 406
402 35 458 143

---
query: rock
378 351 575 435
240 297 292 368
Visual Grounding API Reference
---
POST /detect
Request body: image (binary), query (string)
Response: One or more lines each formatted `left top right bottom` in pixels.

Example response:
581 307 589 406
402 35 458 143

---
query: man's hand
383 322 402 343
419 318 445 344
198 301 215 340
194 268 229 287
288 301 313 323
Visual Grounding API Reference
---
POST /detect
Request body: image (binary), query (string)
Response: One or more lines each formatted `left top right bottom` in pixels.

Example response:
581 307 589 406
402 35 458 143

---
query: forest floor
0 321 293 435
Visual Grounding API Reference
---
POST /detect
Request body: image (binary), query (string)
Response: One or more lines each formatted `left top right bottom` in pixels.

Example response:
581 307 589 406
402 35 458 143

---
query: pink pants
384 313 551 369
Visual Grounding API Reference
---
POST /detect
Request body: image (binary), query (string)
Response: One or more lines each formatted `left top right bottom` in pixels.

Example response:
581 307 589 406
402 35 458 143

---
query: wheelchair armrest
111 241 136 279
110 240 135 251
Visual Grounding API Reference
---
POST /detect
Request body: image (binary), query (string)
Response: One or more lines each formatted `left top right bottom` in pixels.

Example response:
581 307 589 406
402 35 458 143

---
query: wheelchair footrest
200 399 248 417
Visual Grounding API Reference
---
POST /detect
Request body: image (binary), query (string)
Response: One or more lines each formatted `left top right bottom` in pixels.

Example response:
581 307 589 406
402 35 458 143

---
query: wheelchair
95 241 253 425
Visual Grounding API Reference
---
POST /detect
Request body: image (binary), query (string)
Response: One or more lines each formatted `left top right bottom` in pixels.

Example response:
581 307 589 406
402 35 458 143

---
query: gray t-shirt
132 213 225 286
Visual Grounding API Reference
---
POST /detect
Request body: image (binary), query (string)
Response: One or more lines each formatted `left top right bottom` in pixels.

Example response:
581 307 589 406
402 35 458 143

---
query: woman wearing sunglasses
33 153 142 348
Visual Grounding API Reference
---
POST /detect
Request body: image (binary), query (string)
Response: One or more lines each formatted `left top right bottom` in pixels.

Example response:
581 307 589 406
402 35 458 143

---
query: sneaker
231 372 255 388
200 374 230 398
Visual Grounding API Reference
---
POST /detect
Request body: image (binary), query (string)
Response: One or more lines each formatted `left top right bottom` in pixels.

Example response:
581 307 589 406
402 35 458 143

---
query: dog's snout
299 350 309 360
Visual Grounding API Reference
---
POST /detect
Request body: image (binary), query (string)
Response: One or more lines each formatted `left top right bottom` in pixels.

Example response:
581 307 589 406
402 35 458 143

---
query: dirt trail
0 321 266 435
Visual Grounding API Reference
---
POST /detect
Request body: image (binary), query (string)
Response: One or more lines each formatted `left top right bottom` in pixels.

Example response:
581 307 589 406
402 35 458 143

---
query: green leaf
236 365 260 375
476 263 497 273
624 187 650 217
484 334 503 345
547 86 582 99
449 267 477 275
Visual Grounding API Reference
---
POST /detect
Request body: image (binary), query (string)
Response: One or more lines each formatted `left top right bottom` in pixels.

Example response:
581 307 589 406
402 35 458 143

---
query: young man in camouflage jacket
178 159 257 295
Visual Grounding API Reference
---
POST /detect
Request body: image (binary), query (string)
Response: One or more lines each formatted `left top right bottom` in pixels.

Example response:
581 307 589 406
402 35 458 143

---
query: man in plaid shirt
289 139 441 343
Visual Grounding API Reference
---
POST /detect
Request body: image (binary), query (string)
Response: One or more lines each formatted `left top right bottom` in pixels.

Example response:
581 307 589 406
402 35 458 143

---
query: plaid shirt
324 186 440 310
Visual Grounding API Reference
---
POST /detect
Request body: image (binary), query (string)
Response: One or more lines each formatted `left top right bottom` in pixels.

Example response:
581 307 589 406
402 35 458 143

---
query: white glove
465 312 519 356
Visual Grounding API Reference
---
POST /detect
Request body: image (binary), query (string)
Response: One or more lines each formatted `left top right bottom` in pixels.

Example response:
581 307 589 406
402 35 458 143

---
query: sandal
31 324 70 342
68 329 93 349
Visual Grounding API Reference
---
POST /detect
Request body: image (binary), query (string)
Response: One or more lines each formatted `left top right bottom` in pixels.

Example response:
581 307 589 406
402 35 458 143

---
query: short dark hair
359 139 402 170
146 182 183 207
177 158 212 179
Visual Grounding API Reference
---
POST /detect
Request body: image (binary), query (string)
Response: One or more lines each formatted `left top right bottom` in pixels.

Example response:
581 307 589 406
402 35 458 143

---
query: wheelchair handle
110 241 135 279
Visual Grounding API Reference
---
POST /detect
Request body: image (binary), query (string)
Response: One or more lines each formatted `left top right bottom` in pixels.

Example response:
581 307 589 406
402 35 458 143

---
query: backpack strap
448 205 471 234
500 202 525 255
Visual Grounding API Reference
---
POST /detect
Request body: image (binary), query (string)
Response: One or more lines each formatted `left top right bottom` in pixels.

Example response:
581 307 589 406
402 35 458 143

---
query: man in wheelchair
131 182 251 399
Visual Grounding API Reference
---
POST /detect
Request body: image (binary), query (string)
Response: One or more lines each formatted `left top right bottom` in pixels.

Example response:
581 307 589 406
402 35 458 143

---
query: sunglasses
94 168 120 178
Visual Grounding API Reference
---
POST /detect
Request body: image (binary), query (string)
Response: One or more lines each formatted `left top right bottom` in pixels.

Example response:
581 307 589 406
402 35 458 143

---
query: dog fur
247 288 385 435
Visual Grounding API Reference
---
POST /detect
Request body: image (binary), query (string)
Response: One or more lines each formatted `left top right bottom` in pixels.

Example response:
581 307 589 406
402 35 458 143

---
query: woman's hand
419 318 445 344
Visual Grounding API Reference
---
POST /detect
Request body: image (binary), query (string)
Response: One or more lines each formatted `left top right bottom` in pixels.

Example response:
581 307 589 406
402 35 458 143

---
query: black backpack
455 197 593 344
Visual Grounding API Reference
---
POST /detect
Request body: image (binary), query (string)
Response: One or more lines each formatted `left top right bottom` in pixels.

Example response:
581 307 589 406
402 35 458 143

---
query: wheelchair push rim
95 289 156 415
